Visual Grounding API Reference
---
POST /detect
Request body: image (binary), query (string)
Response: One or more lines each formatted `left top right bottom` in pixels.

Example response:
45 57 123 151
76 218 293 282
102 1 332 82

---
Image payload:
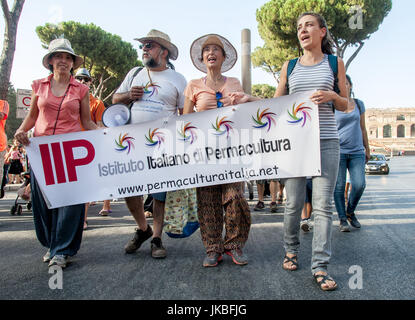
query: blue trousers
31 171 85 258
333 153 366 220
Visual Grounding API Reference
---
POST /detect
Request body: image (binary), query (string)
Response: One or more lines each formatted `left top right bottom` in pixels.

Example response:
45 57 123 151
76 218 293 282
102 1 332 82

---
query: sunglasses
75 77 91 82
139 42 159 50
216 91 223 108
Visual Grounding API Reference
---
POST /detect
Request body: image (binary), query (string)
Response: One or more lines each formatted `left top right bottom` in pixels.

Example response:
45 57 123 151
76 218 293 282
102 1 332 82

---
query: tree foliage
253 0 392 80
36 21 142 102
0 0 25 100
252 84 276 99
252 41 298 83
4 83 19 142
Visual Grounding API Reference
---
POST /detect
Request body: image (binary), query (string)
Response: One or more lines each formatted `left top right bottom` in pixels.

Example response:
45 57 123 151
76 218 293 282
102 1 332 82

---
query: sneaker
225 248 248 266
270 202 278 213
254 201 265 211
203 252 223 267
48 255 68 268
339 219 351 232
150 237 167 259
43 249 51 263
300 219 312 232
124 225 153 254
347 213 361 228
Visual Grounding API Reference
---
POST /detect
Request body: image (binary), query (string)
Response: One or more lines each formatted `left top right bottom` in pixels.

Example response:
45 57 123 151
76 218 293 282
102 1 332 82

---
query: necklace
147 68 154 86
204 75 226 91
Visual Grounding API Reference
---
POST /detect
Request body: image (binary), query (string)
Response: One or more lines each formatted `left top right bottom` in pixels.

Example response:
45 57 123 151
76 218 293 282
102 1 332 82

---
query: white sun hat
190 34 237 73
42 38 83 70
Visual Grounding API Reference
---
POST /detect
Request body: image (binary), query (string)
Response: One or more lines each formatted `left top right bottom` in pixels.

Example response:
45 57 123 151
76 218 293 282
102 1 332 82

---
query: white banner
26 91 321 208
16 89 32 119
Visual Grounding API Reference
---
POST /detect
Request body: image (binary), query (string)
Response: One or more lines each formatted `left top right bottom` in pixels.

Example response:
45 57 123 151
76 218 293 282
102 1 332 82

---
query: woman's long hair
297 12 335 55
346 74 355 98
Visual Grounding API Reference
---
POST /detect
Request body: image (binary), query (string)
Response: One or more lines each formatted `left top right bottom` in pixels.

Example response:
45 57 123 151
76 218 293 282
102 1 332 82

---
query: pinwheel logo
252 108 277 132
178 122 197 144
211 116 234 138
287 102 312 127
143 81 160 97
145 128 165 148
115 133 135 154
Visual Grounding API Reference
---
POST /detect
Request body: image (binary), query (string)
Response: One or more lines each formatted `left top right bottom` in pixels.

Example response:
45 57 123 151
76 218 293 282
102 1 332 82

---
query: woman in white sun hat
14 38 98 269
183 34 258 268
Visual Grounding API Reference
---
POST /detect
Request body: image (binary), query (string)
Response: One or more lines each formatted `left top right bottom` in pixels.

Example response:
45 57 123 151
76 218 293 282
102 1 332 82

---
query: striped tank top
288 54 339 140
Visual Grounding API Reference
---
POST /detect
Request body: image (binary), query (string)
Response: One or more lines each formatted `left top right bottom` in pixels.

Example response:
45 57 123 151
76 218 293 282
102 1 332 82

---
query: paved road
0 156 414 302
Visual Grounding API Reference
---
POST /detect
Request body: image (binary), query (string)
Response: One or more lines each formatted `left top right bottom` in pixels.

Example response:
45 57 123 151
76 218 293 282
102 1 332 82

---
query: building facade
365 108 415 153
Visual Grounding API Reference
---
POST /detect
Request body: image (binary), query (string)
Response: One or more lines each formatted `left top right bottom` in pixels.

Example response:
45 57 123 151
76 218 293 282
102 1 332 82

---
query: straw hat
190 34 237 73
42 38 83 70
135 29 179 61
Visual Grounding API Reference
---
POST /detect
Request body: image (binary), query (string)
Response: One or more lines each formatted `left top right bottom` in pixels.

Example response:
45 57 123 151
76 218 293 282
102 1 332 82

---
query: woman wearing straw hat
183 34 258 267
14 38 98 269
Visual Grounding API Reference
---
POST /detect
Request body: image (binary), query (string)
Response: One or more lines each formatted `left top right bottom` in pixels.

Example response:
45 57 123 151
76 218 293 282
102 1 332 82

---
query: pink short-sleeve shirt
184 77 244 112
31 74 89 137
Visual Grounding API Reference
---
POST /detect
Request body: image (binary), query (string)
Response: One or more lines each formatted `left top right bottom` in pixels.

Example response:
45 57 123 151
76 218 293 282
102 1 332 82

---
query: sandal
99 210 110 216
313 273 338 291
282 254 298 271
83 220 88 230
277 197 283 204
144 211 153 218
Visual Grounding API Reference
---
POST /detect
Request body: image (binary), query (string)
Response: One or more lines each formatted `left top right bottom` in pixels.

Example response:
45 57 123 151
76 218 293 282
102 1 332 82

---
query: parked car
365 154 390 175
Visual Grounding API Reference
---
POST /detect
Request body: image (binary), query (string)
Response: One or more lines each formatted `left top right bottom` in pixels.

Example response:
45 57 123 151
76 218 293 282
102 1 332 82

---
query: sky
2 0 413 109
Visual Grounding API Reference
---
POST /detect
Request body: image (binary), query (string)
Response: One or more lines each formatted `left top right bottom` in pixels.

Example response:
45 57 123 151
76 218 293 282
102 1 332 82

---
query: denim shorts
151 191 167 202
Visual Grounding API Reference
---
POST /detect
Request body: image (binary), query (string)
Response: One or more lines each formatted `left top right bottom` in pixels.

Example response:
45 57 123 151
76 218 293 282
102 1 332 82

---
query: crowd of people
7 11 371 292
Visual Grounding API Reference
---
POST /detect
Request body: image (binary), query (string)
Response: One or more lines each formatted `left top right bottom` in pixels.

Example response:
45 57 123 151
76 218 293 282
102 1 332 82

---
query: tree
0 0 25 100
36 21 141 102
252 84 276 99
4 83 19 142
252 41 298 83
254 0 392 78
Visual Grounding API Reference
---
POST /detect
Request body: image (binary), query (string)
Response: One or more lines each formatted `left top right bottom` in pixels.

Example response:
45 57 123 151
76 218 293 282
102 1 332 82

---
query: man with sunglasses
112 29 187 259
75 68 106 127
75 68 112 228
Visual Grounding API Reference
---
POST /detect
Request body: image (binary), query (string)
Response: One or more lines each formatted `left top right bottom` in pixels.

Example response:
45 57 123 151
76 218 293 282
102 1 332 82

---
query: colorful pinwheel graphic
211 116 234 138
143 81 161 97
178 122 197 144
252 108 277 132
145 128 165 148
287 102 312 127
115 133 135 154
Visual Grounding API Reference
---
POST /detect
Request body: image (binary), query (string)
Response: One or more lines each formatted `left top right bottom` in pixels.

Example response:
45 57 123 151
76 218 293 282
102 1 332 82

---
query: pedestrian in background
75 68 112 230
334 74 370 232
0 100 9 198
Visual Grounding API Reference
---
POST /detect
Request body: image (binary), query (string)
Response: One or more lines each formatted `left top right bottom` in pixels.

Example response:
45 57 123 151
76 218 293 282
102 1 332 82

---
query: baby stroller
10 171 32 215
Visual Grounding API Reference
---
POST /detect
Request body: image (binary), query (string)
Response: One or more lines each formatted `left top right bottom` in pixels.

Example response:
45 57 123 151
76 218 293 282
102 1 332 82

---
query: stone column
241 29 252 95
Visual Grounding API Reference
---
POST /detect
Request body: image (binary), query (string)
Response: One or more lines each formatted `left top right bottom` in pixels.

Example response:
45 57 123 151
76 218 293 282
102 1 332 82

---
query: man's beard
143 57 158 68
143 52 161 68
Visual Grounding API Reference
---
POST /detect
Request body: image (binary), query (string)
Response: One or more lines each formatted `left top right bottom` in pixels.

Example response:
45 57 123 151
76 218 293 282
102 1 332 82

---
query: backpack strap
285 58 299 94
129 67 143 88
353 98 363 114
327 55 340 94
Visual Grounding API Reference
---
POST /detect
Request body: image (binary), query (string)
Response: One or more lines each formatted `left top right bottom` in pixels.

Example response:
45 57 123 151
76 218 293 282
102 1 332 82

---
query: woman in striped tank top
274 12 348 291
